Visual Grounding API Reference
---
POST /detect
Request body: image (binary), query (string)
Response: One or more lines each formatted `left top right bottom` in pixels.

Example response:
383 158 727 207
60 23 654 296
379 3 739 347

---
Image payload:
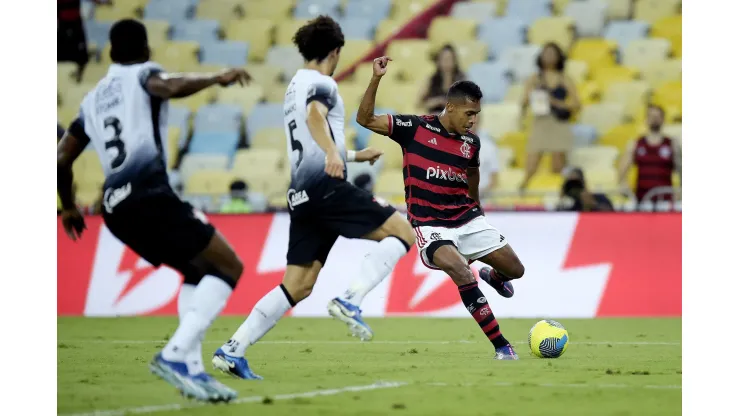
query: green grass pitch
58 317 681 416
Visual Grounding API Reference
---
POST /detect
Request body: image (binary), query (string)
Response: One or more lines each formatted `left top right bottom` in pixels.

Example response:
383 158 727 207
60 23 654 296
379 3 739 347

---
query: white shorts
414 216 508 270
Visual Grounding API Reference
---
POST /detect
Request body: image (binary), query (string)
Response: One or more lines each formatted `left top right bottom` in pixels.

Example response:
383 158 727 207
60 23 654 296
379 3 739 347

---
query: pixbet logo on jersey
426 166 467 183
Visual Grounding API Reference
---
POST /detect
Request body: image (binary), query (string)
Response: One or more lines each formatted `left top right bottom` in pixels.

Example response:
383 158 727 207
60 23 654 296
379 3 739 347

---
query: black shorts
102 189 215 269
286 178 396 265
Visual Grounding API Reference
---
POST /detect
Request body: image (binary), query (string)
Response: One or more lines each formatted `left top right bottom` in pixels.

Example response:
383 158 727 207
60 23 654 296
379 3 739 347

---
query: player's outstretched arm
356 56 393 136
57 119 90 241
144 69 250 99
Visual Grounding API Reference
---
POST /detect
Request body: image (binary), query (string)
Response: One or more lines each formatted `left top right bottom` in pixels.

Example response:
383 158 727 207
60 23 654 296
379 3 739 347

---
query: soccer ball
528 319 570 358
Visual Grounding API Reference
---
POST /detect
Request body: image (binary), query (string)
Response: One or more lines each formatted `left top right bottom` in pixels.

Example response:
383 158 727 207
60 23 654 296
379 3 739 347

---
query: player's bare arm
306 100 344 178
145 69 250 99
57 126 89 241
467 167 481 205
350 147 384 165
356 56 393 136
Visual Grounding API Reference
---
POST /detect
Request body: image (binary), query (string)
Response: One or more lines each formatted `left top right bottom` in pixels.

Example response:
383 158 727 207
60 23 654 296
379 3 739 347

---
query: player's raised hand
216 68 251 87
325 150 345 179
61 208 86 241
372 56 392 77
357 147 384 165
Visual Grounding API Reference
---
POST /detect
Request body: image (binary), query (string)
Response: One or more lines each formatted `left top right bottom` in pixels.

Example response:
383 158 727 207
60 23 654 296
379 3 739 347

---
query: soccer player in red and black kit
357 56 526 360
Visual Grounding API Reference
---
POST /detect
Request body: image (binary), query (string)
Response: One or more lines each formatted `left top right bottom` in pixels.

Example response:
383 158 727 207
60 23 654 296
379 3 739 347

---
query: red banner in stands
57 213 681 318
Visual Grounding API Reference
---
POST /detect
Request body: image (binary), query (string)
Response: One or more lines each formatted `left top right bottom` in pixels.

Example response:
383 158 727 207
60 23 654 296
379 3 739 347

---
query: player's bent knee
385 213 416 248
510 261 525 279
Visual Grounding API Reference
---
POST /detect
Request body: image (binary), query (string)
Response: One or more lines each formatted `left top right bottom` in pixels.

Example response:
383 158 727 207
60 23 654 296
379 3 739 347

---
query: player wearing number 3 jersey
356 56 527 360
213 16 417 379
57 19 252 402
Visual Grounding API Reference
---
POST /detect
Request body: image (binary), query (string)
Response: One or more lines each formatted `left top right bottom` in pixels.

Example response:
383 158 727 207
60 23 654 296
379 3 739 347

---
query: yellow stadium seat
81 62 110 84
576 81 601 106
368 134 404 170
276 19 310 46
481 103 521 139
663 123 682 142
375 19 406 43
57 62 78 86
504 83 525 103
73 151 105 189
496 146 514 168
552 0 572 15
61 83 95 108
94 1 145 21
446 41 488 71
428 17 478 50
196 1 240 22
603 81 651 121
497 169 525 191
141 20 170 46
604 0 632 20
651 15 681 40
591 65 638 91
386 40 432 79
578 103 626 134
641 59 681 89
338 83 370 110
392 0 437 21
652 81 681 110
185 170 235 195
232 148 283 173
336 40 373 74
177 88 217 112
569 146 620 169
600 123 642 150
225 19 274 61
584 168 619 191
239 0 295 19
252 169 291 196
216 84 265 115
528 16 575 51
76 190 102 208
377 82 419 114
58 106 78 127
527 173 563 193
499 132 527 168
249 127 286 152
263 82 288 104
634 0 681 24
622 38 671 72
375 170 405 204
152 42 200 72
244 63 282 85
570 39 618 72
565 60 589 84
402 60 437 87
351 61 376 84
167 127 182 169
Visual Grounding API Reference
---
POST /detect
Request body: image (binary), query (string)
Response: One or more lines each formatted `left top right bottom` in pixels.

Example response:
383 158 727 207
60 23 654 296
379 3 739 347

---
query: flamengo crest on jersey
283 69 347 190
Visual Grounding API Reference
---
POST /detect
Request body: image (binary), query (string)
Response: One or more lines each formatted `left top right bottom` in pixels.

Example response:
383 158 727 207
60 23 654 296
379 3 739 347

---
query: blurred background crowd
57 0 682 214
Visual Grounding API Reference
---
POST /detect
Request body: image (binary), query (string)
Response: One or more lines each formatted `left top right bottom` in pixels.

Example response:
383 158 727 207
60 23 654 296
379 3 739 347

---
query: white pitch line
59 339 681 346
59 381 408 416
425 381 681 390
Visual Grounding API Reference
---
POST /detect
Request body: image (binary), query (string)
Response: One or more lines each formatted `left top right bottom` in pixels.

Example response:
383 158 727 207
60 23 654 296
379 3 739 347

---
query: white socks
221 285 292 357
162 276 233 366
176 283 205 375
341 236 408 307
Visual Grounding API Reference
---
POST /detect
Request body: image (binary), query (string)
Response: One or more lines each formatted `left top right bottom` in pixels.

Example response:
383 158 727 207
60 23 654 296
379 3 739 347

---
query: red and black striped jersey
386 114 483 228
633 136 675 201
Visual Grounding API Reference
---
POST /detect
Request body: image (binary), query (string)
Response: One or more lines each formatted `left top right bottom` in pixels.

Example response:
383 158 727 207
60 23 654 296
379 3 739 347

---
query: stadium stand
58 0 682 213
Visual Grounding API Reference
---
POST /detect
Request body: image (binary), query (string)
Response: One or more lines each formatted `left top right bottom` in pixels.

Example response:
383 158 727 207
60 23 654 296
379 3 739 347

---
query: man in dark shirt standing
58 0 106 81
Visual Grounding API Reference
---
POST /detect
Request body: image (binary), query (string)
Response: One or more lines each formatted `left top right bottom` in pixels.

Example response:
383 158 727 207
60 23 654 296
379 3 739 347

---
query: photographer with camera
558 168 614 212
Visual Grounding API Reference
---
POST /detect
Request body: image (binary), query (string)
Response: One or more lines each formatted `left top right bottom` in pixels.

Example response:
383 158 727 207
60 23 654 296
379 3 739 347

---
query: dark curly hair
447 80 483 103
293 15 345 62
110 19 150 63
536 42 566 72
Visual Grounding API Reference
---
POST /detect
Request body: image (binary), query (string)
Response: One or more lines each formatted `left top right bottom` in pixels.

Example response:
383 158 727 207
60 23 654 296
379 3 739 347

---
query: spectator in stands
221 180 253 214
618 105 681 203
58 0 108 81
520 42 580 191
418 44 466 114
353 173 374 193
558 168 614 212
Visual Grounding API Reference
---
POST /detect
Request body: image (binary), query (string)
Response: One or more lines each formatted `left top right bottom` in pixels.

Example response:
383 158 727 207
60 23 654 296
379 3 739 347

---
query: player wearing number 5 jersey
213 16 417 379
356 56 527 360
57 19 252 402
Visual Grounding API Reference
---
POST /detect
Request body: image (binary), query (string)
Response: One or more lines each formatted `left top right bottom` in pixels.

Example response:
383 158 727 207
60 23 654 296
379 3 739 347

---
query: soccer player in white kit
57 19 250 402
212 16 417 379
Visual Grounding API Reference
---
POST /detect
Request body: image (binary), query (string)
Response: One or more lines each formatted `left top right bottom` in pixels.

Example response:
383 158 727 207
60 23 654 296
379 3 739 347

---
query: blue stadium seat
500 45 541 82
571 124 599 147
200 41 249 67
172 20 221 43
247 103 285 137
604 20 650 56
478 18 527 59
344 0 391 24
84 20 112 47
194 104 243 134
468 62 512 103
338 18 375 40
294 0 341 19
167 106 191 129
188 131 240 156
505 0 551 26
144 0 194 22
